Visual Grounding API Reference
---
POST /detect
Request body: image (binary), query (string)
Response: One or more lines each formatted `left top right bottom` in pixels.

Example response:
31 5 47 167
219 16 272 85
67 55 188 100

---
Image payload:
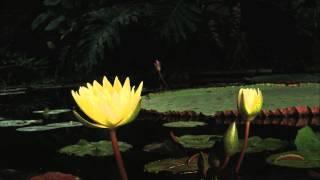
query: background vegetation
0 0 319 85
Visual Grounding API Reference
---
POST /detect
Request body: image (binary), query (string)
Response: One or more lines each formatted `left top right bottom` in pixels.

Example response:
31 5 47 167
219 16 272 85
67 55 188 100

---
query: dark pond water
0 87 318 180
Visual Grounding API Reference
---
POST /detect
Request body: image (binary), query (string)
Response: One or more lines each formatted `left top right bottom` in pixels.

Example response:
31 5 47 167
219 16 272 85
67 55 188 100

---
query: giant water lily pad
243 136 288 153
163 121 207 128
144 157 199 174
0 120 43 127
58 139 132 157
266 151 320 168
143 83 319 115
176 135 222 149
16 121 82 132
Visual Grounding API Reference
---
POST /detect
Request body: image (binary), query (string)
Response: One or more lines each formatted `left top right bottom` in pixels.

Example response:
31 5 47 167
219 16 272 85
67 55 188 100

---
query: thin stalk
158 72 168 89
219 155 230 171
235 121 250 173
110 129 128 180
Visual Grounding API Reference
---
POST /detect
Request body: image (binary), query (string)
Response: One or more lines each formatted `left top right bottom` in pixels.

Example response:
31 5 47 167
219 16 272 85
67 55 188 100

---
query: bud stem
110 129 128 180
219 155 230 170
235 121 251 173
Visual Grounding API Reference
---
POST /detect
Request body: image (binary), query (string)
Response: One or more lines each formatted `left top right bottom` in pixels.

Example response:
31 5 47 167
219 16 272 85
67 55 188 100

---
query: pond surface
0 111 319 180
0 83 319 180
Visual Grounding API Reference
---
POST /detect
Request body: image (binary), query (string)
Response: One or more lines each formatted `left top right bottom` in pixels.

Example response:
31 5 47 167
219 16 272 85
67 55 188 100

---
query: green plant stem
235 121 251 173
110 129 128 180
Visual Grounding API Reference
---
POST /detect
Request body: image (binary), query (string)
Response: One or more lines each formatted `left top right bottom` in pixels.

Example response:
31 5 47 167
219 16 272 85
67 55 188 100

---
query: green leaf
58 139 132 157
294 126 320 152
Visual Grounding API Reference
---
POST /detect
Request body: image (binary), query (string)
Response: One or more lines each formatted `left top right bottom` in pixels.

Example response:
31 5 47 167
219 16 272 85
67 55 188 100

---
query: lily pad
243 136 288 153
294 126 320 152
58 139 132 157
176 135 222 149
32 108 71 115
267 126 320 168
46 121 83 128
0 120 43 127
144 157 198 174
143 140 184 155
143 83 319 115
163 121 207 128
266 151 320 168
173 135 287 151
16 121 82 132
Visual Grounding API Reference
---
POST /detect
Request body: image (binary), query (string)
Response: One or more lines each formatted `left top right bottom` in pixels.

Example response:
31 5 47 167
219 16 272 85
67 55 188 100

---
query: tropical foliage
0 0 319 82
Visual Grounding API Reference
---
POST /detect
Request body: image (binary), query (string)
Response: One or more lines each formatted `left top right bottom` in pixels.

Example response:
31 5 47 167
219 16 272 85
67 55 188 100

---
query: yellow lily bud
237 88 263 121
224 121 239 156
71 76 143 129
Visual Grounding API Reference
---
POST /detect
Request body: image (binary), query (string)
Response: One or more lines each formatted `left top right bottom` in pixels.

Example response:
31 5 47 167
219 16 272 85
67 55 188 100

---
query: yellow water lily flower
237 88 263 121
71 76 143 129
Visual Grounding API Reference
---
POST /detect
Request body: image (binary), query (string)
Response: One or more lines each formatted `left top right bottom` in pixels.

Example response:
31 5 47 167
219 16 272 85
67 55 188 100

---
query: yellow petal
134 81 143 99
113 76 122 92
103 76 113 94
92 80 103 95
122 77 131 94
73 110 107 128
118 100 141 126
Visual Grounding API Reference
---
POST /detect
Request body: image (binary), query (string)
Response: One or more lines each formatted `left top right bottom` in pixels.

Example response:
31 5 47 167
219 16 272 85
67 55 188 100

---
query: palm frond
74 5 145 71
153 0 202 43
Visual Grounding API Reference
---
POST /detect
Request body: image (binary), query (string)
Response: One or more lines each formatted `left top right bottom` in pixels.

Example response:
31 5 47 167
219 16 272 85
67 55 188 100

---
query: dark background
0 0 319 87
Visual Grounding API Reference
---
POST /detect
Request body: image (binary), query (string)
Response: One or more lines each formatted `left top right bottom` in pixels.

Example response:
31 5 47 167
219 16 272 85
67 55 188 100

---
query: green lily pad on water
58 139 132 157
267 126 320 168
143 83 319 116
143 141 180 154
0 119 43 127
174 134 287 151
163 121 207 128
144 156 198 174
32 108 71 115
266 151 320 168
144 136 288 174
243 136 288 153
176 135 222 149
16 121 82 132
294 126 320 152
